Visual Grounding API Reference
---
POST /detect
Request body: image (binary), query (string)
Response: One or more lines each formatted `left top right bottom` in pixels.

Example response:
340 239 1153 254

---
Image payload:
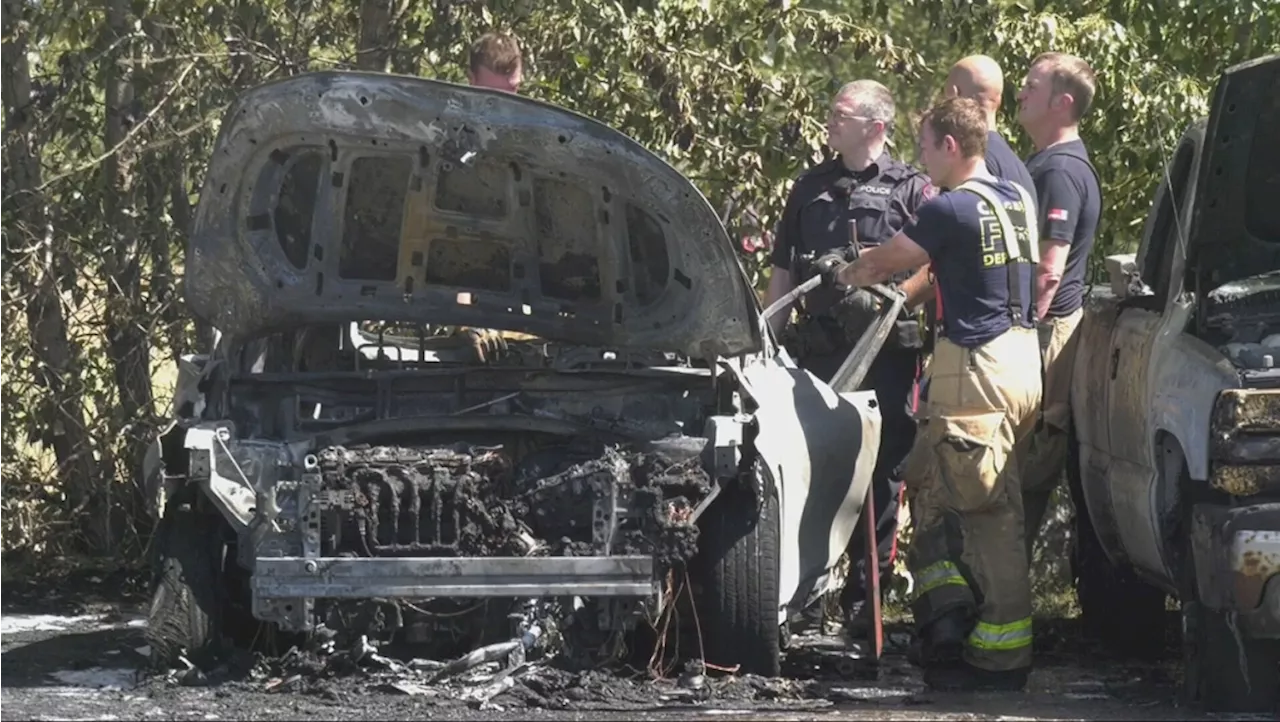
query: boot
842 599 873 639
924 661 1030 692
916 606 972 667
788 602 825 637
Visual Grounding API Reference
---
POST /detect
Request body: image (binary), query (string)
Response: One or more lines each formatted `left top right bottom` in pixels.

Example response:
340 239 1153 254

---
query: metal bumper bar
253 556 657 599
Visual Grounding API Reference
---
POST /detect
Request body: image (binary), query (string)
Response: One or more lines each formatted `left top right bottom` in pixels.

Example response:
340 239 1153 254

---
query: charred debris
160 437 737 689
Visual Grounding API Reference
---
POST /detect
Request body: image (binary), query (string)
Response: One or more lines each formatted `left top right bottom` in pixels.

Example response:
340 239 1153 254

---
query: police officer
763 79 935 638
821 96 1042 691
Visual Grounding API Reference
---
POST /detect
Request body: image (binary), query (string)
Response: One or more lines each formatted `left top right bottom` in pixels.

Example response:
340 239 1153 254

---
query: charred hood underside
185 71 763 358
1187 54 1280 291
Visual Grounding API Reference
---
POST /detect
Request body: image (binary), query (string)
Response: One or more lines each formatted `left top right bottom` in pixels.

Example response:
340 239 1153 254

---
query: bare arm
1036 240 1070 320
836 231 930 289
762 266 795 336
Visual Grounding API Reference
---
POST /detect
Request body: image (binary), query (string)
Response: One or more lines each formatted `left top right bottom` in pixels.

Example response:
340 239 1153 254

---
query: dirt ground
0 567 1267 722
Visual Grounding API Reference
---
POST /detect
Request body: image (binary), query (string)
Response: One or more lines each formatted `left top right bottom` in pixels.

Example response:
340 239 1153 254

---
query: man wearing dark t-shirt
1015 52 1102 552
819 97 1042 691
925 55 1037 354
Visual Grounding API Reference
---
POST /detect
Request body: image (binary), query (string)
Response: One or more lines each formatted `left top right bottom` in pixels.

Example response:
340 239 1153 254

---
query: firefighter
943 55 1037 199
762 79 936 638
1016 52 1102 554
818 96 1042 691
916 55 1038 383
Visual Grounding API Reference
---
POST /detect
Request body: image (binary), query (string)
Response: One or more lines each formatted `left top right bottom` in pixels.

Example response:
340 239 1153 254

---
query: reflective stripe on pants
968 617 1033 653
915 560 969 596
902 327 1042 672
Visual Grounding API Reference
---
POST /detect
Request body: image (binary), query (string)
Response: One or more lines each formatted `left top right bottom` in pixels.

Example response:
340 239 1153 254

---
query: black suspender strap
953 178 1040 326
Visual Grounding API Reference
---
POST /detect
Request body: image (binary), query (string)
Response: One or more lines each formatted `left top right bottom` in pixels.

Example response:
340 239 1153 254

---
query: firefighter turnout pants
1020 307 1084 554
903 327 1043 672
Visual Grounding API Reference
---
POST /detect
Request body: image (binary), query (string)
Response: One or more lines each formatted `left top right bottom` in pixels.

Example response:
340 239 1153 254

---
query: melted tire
145 506 224 669
1179 501 1280 714
696 469 781 677
1067 432 1168 658
1183 599 1280 713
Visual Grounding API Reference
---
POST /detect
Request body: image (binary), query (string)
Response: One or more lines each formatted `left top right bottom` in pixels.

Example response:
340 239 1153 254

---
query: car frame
142 70 897 676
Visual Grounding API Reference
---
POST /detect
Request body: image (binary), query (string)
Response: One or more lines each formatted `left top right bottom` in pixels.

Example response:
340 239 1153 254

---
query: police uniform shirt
1025 139 1101 318
771 152 935 270
902 178 1036 348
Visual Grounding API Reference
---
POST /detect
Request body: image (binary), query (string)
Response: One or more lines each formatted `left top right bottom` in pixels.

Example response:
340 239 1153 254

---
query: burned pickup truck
143 71 891 677
1067 54 1279 712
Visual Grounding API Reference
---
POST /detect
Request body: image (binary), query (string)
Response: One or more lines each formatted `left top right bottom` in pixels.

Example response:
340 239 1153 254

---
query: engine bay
243 434 718 662
312 437 711 563
1203 274 1280 377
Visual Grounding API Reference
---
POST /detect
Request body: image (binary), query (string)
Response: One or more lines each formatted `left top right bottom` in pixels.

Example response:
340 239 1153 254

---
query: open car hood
1187 54 1280 290
185 71 763 358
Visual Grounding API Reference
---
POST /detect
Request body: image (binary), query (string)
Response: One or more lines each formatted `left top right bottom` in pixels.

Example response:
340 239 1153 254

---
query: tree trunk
101 0 154 552
165 154 194 359
2 0 104 547
358 0 397 71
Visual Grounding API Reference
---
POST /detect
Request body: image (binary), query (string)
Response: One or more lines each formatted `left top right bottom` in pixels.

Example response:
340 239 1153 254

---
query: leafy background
3 0 1276 601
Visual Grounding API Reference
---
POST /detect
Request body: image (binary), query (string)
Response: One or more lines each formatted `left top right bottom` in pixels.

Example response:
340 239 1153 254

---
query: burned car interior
147 71 888 678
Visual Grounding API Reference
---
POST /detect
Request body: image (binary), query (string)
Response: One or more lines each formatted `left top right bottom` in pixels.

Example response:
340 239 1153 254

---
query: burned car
1067 54 1279 712
143 71 890 676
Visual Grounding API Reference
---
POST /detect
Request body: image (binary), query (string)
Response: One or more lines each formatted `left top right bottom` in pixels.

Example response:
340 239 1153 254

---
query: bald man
915 55 1039 397
943 55 1036 199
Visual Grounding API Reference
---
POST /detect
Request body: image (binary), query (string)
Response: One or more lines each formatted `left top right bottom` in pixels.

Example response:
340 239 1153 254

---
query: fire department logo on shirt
1047 208 1069 222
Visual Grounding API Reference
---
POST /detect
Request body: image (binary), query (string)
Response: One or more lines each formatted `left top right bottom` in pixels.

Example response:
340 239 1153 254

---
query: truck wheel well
1155 431 1230 587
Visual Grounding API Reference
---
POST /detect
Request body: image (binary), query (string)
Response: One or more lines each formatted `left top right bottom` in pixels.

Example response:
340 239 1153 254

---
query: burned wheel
1179 505 1280 713
1071 506 1168 657
145 502 225 669
1182 597 1280 713
695 464 781 677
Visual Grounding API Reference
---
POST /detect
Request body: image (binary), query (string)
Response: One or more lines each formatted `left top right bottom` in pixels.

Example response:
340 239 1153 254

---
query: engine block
311 440 709 564
317 444 531 557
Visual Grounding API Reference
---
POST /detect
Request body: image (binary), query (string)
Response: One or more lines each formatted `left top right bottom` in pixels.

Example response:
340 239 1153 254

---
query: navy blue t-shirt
985 131 1037 209
1025 140 1101 317
904 178 1036 348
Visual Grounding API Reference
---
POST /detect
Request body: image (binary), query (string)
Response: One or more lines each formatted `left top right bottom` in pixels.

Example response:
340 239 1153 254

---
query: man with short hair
819 96 1042 691
467 31 523 93
435 30 527 362
764 79 936 639
1015 52 1102 553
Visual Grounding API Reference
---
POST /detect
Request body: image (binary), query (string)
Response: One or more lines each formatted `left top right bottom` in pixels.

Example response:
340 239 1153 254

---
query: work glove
832 288 882 345
463 328 509 363
813 252 848 288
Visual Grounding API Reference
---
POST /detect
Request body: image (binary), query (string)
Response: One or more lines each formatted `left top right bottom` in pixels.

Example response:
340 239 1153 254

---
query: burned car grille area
314 440 710 563
319 445 524 557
